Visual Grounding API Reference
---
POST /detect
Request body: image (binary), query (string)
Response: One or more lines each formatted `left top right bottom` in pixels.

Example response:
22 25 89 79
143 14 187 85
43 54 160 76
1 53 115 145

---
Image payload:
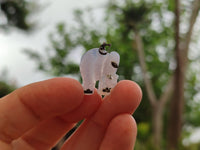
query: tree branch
134 31 157 106
183 0 200 59
159 76 174 108
167 0 185 148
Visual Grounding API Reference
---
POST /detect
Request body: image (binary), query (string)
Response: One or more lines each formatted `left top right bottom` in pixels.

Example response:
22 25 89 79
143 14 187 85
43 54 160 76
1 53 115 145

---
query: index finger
0 78 84 143
62 80 142 150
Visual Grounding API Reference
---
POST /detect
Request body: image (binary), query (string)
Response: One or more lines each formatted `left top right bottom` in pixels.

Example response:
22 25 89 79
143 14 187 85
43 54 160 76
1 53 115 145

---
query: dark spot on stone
84 89 93 94
102 87 111 93
111 62 118 68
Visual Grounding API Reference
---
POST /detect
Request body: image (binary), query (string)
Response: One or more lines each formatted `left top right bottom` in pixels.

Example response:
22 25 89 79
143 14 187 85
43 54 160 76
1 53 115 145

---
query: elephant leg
82 78 96 95
98 77 111 96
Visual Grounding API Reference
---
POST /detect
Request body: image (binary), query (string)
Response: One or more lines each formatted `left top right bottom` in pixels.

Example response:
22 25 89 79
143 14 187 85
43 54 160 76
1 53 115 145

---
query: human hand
0 78 142 150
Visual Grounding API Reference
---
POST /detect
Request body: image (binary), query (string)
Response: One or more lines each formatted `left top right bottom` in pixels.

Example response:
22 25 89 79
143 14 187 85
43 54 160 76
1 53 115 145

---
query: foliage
0 70 16 97
0 80 15 98
0 0 37 31
24 23 81 76
184 69 200 127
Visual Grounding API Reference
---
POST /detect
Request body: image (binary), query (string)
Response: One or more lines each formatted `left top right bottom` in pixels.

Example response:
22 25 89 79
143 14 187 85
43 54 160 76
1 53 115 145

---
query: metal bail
98 42 111 55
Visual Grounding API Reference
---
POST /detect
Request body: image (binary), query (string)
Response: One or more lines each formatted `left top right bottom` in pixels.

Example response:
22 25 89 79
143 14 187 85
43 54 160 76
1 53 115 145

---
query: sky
0 0 106 86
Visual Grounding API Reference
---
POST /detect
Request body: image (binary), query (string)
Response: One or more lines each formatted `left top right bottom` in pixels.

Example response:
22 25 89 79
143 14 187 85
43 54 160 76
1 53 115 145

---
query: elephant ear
101 51 120 76
109 51 120 66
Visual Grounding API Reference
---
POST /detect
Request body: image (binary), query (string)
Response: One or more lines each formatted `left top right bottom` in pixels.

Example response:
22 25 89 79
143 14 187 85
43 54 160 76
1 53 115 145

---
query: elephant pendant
80 43 120 96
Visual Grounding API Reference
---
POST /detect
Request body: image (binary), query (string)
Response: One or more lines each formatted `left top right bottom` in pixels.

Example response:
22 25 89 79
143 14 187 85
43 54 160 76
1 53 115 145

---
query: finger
91 80 142 127
61 80 142 150
99 114 137 150
59 89 102 123
13 90 101 150
12 117 75 150
0 78 84 143
0 141 12 150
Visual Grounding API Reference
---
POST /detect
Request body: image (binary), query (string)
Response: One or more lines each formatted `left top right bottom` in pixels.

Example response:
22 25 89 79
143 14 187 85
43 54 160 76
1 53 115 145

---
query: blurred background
1 0 200 149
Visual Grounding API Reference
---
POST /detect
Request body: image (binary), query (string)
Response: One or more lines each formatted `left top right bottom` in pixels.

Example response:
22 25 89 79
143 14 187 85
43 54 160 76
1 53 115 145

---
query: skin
0 78 142 150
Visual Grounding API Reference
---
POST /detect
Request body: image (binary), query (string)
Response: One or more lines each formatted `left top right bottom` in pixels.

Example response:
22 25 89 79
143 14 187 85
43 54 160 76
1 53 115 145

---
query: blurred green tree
0 80 15 97
0 0 37 31
25 0 200 150
0 0 36 96
0 70 16 97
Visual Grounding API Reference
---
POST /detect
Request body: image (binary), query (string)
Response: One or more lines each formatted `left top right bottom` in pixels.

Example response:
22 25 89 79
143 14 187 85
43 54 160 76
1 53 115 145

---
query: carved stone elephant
80 47 120 96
